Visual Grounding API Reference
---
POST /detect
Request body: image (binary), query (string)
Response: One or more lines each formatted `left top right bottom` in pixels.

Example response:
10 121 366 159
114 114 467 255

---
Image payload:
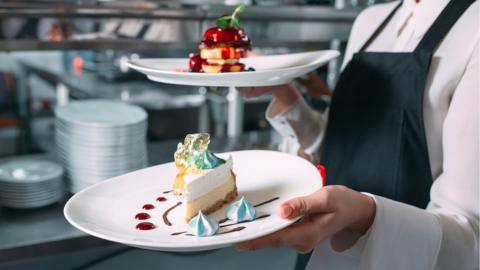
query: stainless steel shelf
0 40 340 51
0 2 359 51
0 4 360 22
0 40 197 51
204 5 361 22
0 6 204 20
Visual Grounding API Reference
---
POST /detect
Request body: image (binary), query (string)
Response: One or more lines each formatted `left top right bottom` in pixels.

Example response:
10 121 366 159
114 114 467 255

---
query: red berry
200 27 251 48
189 53 203 72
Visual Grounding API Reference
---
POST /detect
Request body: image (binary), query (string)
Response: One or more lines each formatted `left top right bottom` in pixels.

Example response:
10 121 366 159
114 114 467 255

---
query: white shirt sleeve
266 95 327 161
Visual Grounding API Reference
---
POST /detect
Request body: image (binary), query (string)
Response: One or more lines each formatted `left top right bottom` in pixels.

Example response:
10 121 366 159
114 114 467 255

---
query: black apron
321 0 475 208
295 0 475 268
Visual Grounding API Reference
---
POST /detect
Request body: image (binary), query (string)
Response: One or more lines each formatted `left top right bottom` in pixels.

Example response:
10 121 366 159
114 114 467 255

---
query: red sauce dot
136 222 155 230
156 196 167 202
135 213 150 220
142 204 154 210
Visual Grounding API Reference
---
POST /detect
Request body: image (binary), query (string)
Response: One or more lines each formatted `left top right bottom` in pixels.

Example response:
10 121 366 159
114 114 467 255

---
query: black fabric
320 0 475 209
359 1 403 52
415 0 476 53
322 51 433 208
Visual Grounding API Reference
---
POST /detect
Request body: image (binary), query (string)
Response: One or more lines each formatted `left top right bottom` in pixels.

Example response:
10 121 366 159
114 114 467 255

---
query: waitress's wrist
268 84 300 116
349 193 376 235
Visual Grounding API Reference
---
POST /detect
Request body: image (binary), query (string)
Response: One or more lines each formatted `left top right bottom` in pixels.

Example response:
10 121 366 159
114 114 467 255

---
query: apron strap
415 0 476 53
359 1 403 52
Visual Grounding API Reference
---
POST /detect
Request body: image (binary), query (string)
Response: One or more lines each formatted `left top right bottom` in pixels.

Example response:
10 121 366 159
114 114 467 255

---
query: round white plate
55 100 147 128
64 150 322 252
127 50 340 87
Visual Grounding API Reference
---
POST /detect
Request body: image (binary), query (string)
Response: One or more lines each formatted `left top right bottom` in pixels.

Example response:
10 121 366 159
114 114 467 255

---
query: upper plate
64 150 322 252
127 50 340 87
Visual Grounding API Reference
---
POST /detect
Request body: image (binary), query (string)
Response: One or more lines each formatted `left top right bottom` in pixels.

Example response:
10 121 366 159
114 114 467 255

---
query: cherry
189 54 203 72
201 27 250 48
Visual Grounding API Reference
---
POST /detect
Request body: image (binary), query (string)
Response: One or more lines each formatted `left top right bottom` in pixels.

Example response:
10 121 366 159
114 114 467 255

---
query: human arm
236 40 479 270
237 74 329 160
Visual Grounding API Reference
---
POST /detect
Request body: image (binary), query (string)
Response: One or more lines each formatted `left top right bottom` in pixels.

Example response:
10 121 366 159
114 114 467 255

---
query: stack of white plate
55 100 148 193
0 159 64 208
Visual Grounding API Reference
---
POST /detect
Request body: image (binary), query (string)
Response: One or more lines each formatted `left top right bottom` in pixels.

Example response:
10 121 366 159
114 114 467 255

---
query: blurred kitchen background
0 0 393 269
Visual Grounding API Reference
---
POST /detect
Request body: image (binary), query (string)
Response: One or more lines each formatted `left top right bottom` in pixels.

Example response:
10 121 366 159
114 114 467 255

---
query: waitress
236 0 478 269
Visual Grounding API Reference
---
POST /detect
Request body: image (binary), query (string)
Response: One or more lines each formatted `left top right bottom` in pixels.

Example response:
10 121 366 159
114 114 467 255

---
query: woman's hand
236 72 331 117
236 186 376 254
237 83 300 116
296 72 332 98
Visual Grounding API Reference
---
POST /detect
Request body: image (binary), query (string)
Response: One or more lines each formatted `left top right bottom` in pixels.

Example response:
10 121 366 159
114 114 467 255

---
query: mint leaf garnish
233 4 245 15
229 4 245 28
215 4 245 30
216 17 230 29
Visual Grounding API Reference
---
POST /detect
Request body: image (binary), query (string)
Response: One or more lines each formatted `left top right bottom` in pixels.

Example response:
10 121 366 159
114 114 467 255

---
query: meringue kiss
187 211 219 237
226 196 256 222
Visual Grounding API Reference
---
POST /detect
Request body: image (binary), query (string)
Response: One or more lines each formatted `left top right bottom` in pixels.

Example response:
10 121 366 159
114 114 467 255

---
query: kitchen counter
0 131 277 263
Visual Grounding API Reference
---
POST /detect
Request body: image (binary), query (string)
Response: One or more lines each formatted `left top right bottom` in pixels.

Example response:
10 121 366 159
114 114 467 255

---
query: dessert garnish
187 211 219 237
188 5 252 73
173 133 225 195
226 196 256 222
172 133 238 223
170 197 281 236
135 213 150 220
163 201 182 226
216 4 245 30
142 204 155 210
136 222 155 230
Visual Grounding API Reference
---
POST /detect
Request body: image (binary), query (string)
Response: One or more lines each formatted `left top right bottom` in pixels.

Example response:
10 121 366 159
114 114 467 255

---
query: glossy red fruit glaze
189 54 203 72
156 196 167 202
136 222 155 230
135 213 150 220
200 27 251 48
142 204 154 210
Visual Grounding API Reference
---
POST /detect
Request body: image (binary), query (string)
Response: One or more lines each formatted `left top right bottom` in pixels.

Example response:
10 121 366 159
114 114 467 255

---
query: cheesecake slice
173 133 238 222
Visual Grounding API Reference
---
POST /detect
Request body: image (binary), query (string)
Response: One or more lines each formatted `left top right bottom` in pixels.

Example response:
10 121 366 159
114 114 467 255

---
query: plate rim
127 50 340 77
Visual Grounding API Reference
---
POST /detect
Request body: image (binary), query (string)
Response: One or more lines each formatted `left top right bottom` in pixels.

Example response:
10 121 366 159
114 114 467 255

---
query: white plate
64 150 322 252
127 50 340 87
55 100 147 128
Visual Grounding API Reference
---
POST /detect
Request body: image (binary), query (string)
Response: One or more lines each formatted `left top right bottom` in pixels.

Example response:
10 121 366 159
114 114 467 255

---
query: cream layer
184 173 236 221
183 155 233 201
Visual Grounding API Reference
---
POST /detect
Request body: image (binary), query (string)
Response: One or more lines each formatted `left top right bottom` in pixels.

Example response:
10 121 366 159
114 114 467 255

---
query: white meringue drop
187 211 219 237
226 196 256 222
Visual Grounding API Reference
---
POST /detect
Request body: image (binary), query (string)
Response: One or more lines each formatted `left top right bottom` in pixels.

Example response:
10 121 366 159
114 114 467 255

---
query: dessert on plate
187 211 219 237
173 133 238 222
188 5 252 73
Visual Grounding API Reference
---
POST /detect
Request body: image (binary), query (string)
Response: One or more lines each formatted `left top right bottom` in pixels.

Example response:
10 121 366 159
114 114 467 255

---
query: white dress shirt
266 0 479 269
